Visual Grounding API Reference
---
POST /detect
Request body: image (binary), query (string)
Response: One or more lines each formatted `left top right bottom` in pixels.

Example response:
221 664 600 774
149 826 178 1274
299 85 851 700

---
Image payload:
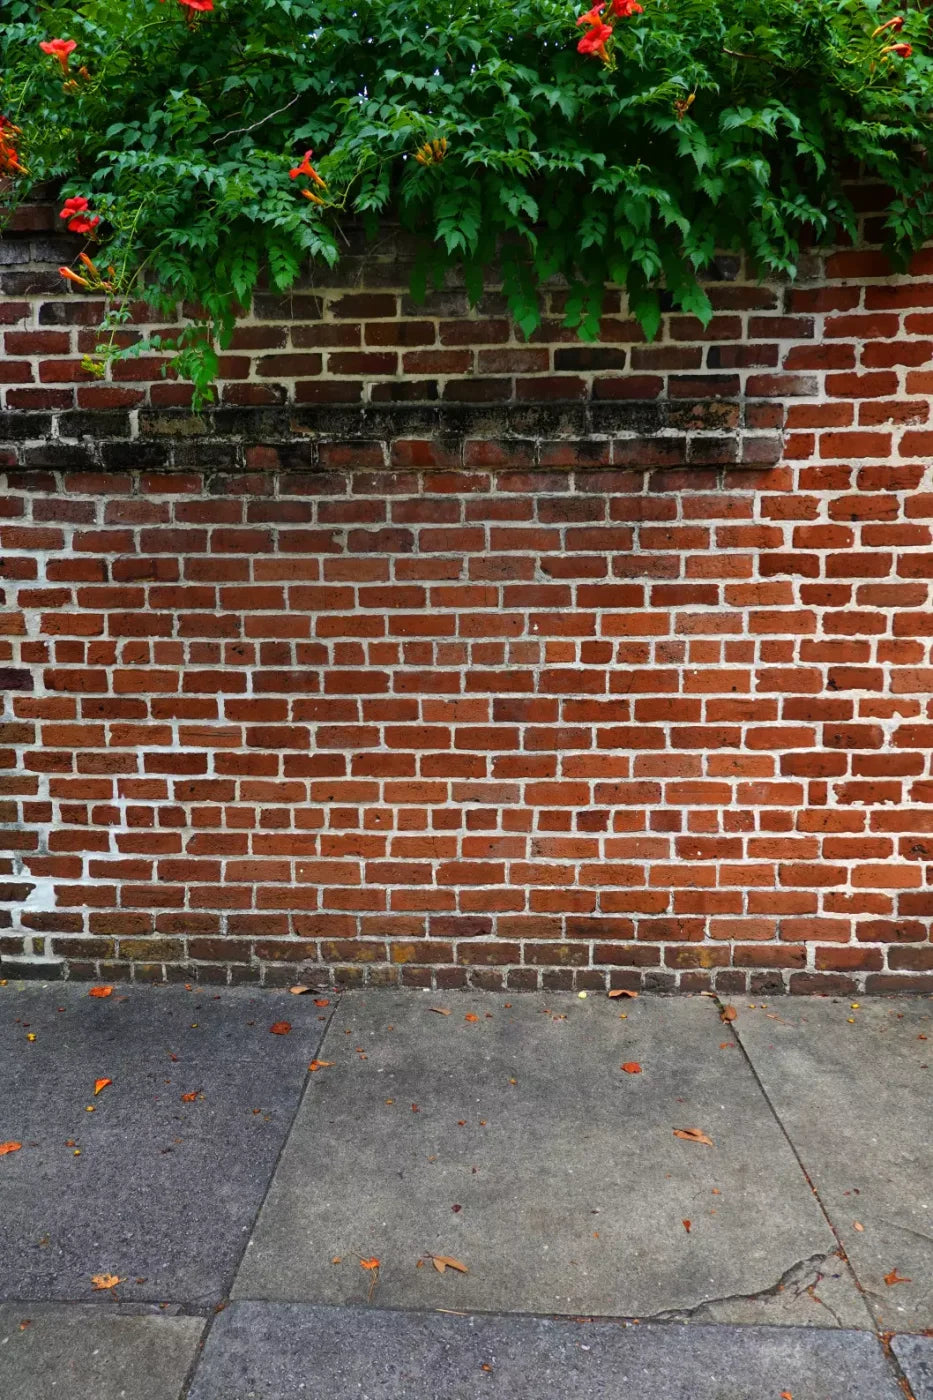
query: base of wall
2 951 929 997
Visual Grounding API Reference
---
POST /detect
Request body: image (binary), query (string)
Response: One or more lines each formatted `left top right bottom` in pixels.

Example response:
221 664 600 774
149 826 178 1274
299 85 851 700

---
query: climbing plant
1 0 930 399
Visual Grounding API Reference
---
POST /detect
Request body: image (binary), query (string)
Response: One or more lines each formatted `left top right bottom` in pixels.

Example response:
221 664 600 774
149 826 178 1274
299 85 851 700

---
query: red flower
576 3 606 24
611 0 643 15
574 20 610 56
577 20 613 54
882 41 912 55
39 38 77 72
872 15 904 35
59 196 100 236
289 149 327 188
178 0 214 9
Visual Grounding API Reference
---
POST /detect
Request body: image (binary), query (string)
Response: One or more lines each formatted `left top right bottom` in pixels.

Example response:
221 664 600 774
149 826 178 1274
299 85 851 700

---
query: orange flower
0 115 26 176
289 149 327 188
39 38 77 72
59 266 91 288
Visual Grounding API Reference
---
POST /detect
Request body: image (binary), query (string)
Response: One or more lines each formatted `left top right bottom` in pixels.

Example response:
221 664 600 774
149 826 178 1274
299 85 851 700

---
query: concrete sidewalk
0 982 929 1399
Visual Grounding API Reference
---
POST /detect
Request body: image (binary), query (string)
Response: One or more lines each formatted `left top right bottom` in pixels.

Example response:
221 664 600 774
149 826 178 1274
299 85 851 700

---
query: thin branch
722 48 769 61
213 94 300 146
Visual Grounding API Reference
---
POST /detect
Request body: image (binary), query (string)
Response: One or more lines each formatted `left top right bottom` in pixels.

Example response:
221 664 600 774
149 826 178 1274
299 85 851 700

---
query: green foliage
2 0 931 390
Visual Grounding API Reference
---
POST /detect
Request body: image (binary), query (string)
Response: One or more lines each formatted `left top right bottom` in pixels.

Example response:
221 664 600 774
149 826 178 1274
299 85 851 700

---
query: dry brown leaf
0 1141 22 1156
853 1221 864 1232
430 1007 451 1016
431 1255 468 1274
88 986 113 998
720 1005 738 1023
359 1257 380 1270
464 1013 479 1023
884 1268 911 1286
180 1091 199 1102
314 998 330 1007
308 1060 334 1073
91 1274 122 1291
780 1392 793 1400
621 1061 642 1075
289 985 311 995
269 1021 291 1035
682 1219 691 1233
94 1078 112 1096
608 989 638 999
674 1127 714 1147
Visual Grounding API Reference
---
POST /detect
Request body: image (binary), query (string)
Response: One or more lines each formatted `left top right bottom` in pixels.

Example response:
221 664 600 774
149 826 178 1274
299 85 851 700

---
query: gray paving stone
892 1333 933 1400
0 1302 203 1400
187 1301 902 1400
0 983 332 1305
733 997 933 1332
234 990 870 1324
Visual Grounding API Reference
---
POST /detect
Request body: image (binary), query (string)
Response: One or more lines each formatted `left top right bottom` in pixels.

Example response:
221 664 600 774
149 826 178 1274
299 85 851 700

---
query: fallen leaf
314 998 330 1007
19 1320 30 1330
853 1221 864 1232
430 1255 468 1274
430 1007 451 1016
720 1005 737 1023
464 1013 479 1023
26 1033 36 1042
359 1257 380 1270
719 1042 733 1050
94 1078 112 1096
621 1062 642 1075
269 1021 291 1035
331 1257 341 1265
307 1060 334 1073
674 1128 714 1147
91 1274 122 1291
0 1142 22 1156
289 985 311 995
781 1392 793 1400
88 986 113 998
180 1091 199 1102
884 1268 911 1286
608 989 638 999
682 1219 691 1233
452 1204 461 1213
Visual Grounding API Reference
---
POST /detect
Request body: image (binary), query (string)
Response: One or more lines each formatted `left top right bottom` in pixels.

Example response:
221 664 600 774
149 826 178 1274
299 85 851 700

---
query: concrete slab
234 990 869 1324
0 1302 203 1400
187 1301 902 1400
733 997 933 1331
892 1333 933 1400
0 983 332 1305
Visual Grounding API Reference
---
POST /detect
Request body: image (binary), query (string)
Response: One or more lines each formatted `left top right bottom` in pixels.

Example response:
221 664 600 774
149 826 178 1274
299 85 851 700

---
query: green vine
1 0 931 398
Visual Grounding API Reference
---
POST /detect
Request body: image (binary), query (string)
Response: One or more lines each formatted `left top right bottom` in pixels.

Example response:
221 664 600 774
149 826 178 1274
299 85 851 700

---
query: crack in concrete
643 1250 844 1325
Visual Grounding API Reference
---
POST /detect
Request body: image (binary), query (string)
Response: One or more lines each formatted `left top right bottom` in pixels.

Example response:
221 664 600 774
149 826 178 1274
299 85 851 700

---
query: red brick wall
1 200 932 993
